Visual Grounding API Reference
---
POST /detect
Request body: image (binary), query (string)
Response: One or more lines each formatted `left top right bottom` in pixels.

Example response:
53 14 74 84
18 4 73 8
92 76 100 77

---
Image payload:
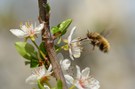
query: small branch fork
38 0 68 89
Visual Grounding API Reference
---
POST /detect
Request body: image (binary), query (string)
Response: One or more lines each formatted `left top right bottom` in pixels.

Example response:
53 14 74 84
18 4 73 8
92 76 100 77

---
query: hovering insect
87 31 110 53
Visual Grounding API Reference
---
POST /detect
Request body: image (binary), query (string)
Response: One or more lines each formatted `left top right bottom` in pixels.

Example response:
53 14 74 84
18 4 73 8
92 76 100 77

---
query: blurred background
0 0 135 89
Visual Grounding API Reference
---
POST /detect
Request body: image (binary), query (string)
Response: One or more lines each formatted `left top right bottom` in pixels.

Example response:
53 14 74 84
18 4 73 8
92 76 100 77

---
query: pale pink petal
57 53 64 61
71 46 81 58
10 29 27 38
34 23 44 34
47 64 52 73
71 38 82 58
87 78 100 89
60 59 71 70
68 26 76 44
21 25 28 32
75 81 84 89
64 75 74 84
69 48 74 60
25 75 38 84
81 67 90 79
76 65 81 79
38 66 45 76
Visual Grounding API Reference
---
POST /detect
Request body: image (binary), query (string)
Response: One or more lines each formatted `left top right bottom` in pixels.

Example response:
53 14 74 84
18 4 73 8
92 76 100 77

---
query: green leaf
39 42 47 55
51 26 59 35
58 19 72 36
37 80 45 89
15 42 35 60
25 60 39 68
25 52 39 68
57 80 63 89
25 61 31 65
15 42 39 68
51 19 72 38
30 58 39 68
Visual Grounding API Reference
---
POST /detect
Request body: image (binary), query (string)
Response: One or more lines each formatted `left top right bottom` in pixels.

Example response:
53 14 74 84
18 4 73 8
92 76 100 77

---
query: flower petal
44 85 50 89
87 77 100 89
81 67 90 79
71 46 81 58
69 48 74 60
64 75 74 84
38 66 46 77
60 59 71 70
76 65 81 79
34 23 44 34
25 74 38 84
71 38 82 58
21 25 28 32
47 64 52 73
68 26 76 44
75 81 84 89
10 29 27 38
57 53 64 61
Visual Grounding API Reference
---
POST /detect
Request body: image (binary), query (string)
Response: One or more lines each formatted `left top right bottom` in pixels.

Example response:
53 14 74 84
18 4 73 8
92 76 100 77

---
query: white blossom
10 22 44 38
60 59 71 70
57 53 71 70
64 65 100 89
26 64 52 84
68 26 82 60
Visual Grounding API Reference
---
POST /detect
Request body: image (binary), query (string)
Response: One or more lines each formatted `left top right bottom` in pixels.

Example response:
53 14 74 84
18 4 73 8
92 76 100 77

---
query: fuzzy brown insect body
87 32 110 53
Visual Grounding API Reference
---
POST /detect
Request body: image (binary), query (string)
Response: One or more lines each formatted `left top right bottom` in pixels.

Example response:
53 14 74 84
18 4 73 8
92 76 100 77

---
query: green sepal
55 45 61 52
62 44 69 51
37 80 45 89
57 80 63 89
57 37 62 44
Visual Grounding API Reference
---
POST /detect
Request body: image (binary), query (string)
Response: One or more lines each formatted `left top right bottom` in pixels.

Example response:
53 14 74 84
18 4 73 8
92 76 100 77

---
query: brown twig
38 0 68 89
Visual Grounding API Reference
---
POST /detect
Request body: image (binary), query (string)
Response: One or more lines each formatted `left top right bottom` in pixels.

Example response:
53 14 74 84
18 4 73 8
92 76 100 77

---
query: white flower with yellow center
10 22 44 39
26 64 52 84
68 26 82 60
64 65 100 89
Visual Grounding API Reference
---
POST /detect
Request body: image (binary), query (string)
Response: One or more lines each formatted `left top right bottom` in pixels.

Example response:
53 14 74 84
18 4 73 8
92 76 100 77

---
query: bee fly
87 31 110 53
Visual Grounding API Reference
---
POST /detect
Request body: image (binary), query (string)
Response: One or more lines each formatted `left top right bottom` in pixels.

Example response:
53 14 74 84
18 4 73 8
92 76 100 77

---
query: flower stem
56 44 69 52
69 85 75 89
31 39 48 61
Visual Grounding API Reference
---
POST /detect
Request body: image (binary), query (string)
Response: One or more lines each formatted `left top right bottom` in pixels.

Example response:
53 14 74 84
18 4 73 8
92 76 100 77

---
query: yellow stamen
20 22 23 28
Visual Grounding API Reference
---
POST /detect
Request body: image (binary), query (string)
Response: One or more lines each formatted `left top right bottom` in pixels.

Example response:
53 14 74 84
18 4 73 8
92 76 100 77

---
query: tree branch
38 0 68 89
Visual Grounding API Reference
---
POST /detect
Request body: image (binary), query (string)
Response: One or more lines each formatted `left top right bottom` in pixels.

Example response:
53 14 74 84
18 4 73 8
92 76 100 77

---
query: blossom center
79 79 86 88
28 28 35 36
25 22 35 36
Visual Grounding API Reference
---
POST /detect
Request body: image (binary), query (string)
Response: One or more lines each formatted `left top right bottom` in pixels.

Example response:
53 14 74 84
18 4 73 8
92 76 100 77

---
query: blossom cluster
10 22 100 89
